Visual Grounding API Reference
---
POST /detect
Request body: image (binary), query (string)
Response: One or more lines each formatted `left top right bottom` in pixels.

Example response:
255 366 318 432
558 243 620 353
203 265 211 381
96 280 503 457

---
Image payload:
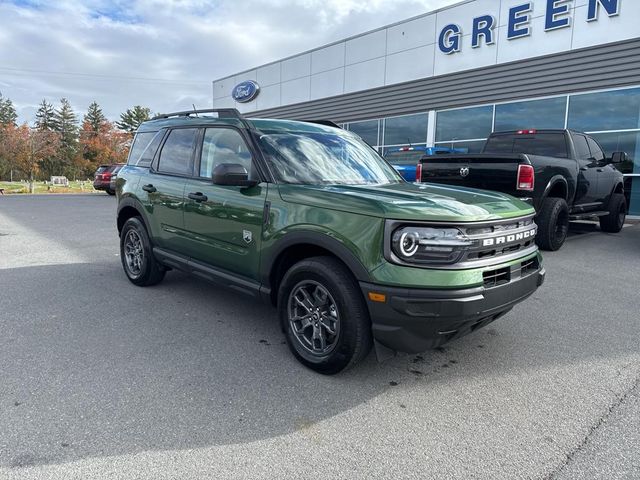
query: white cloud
0 0 459 124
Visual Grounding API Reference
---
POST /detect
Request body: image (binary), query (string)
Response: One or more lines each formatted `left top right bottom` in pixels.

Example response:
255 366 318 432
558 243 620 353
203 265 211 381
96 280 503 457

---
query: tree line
0 93 153 184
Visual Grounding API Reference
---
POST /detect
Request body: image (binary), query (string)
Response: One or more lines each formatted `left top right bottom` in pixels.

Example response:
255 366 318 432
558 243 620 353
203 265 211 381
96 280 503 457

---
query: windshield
260 131 402 185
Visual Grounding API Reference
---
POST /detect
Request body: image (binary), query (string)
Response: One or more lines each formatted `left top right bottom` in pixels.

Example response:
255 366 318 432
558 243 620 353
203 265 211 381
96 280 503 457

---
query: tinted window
590 131 640 174
384 149 427 166
95 166 108 174
158 128 197 176
383 113 428 146
136 132 164 167
435 140 485 154
348 120 379 146
128 132 157 166
484 133 569 158
568 88 640 132
495 97 567 131
572 134 591 160
200 128 252 178
587 137 605 162
436 106 493 142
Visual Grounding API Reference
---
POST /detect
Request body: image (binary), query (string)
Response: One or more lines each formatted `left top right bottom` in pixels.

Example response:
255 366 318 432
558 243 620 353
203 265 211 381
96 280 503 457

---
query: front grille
483 267 510 288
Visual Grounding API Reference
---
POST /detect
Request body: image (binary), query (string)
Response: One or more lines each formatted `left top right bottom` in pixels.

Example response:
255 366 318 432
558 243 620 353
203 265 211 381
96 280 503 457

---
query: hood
278 182 534 222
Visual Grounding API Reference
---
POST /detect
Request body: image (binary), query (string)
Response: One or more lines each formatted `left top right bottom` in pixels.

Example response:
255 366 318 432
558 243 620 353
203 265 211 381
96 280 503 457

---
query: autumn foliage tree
78 118 129 176
0 124 59 192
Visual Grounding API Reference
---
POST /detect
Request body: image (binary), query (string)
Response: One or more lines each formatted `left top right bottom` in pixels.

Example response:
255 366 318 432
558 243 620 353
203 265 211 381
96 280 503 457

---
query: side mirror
610 152 628 164
212 163 258 187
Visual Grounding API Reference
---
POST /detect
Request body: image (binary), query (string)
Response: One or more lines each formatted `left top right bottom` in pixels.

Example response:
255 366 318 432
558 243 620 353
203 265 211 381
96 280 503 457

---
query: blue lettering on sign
508 2 533 40
436 0 622 54
545 0 572 31
472 15 496 48
587 0 620 22
438 24 461 54
232 80 260 103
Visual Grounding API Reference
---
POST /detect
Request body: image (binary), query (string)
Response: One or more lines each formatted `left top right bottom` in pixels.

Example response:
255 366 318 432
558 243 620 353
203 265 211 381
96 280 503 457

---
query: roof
137 116 350 136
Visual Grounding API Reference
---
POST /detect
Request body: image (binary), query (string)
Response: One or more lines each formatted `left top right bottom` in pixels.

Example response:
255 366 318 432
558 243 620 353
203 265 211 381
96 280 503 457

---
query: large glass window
568 88 640 132
383 113 428 146
347 120 379 147
157 128 197 176
435 106 493 142
494 97 567 131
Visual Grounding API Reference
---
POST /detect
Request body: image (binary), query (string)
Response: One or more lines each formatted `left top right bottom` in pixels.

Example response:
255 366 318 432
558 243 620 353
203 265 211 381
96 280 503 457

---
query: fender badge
243 230 252 244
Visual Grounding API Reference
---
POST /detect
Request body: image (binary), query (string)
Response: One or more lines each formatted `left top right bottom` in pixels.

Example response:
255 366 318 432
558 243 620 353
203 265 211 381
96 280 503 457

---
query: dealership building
213 0 640 215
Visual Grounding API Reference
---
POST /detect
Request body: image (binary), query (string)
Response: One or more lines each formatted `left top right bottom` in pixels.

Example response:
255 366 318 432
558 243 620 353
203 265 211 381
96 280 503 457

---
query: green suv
116 109 545 374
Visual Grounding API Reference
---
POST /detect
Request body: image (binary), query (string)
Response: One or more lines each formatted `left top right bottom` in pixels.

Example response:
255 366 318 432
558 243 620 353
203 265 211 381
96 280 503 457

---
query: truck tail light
415 163 422 183
517 164 535 191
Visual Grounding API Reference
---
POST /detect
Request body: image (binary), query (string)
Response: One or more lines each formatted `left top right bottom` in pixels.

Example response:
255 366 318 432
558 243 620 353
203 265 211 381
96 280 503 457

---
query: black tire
536 197 570 251
600 193 627 233
106 189 116 196
120 217 165 286
278 256 372 375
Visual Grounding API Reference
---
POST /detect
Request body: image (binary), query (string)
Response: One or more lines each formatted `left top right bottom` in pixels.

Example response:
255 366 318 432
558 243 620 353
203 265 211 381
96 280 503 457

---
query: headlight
391 226 473 265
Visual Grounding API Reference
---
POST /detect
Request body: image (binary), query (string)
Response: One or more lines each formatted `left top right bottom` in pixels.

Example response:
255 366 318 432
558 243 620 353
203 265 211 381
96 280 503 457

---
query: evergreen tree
84 101 106 135
0 93 18 126
34 99 56 130
117 105 151 133
52 98 79 177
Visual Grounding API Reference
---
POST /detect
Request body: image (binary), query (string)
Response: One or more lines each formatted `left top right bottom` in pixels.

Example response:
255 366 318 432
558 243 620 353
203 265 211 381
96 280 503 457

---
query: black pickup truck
418 129 628 250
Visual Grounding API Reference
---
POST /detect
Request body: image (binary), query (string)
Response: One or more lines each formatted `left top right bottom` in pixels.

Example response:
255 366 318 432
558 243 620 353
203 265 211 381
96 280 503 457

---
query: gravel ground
0 194 638 479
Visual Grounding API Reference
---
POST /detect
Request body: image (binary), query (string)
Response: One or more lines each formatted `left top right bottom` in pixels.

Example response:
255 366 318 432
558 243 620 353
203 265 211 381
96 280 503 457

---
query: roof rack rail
152 108 253 129
304 120 342 129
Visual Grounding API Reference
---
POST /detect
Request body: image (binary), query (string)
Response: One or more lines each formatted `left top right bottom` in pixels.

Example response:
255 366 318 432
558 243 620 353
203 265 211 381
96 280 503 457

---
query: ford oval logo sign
232 80 260 103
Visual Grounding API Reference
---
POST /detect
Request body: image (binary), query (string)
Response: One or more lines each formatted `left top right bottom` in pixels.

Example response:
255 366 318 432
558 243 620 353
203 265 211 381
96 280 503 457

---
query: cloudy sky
0 0 458 124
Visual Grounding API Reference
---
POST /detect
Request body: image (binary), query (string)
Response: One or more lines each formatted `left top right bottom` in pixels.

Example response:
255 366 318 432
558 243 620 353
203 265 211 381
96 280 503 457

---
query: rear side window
95 166 108 174
128 132 157 166
484 133 569 158
587 137 605 162
157 128 198 176
572 134 591 160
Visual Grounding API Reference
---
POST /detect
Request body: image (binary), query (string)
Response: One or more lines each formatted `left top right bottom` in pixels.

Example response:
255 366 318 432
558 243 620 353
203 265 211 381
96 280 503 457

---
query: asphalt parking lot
0 194 638 480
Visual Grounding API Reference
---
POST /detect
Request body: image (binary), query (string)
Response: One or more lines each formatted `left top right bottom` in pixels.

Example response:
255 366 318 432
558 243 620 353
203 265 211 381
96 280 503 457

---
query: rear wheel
600 193 626 233
278 256 372 375
120 217 165 286
536 197 569 251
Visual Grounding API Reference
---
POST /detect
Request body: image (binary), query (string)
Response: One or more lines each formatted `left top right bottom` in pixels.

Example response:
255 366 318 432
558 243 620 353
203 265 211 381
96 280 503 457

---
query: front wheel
536 197 570 251
278 256 372 375
600 193 627 233
120 217 165 286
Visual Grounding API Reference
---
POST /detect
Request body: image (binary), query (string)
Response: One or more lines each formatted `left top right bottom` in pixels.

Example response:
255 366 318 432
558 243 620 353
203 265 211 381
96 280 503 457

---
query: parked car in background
417 129 627 251
94 163 125 195
109 164 124 193
115 109 544 374
384 146 466 181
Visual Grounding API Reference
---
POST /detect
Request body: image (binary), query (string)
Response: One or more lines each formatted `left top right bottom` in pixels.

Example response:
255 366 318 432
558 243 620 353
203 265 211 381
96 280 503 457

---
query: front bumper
361 266 545 353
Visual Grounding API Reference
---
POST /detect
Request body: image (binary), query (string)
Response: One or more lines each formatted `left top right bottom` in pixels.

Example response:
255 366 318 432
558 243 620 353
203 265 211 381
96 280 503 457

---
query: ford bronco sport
116 109 545 374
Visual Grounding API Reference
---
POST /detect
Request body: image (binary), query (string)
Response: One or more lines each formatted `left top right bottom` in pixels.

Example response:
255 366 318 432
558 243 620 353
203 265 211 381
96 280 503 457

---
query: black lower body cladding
361 265 545 354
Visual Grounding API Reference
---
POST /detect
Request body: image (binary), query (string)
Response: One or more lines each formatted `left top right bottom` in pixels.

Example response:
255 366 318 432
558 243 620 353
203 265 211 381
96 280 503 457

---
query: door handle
188 192 208 202
597 168 604 172
142 184 156 193
580 167 588 171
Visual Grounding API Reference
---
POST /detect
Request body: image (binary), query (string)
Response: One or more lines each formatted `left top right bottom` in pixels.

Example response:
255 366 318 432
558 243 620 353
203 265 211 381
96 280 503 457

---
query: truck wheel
600 193 627 233
278 256 372 375
120 217 165 286
536 197 569 251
